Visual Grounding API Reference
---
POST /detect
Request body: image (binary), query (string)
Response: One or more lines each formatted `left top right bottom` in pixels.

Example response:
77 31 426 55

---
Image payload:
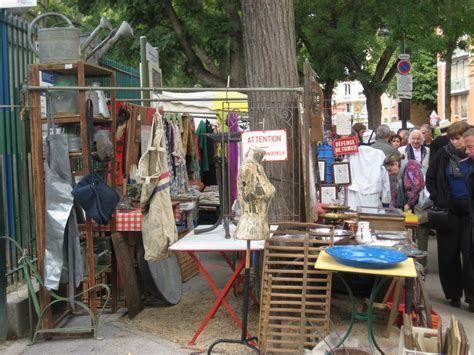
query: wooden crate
258 222 334 353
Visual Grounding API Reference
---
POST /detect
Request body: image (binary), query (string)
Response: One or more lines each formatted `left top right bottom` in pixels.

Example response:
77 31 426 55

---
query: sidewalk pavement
0 310 190 355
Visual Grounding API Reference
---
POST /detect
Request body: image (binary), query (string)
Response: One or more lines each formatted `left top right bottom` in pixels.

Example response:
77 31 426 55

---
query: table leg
187 252 251 346
367 277 390 355
334 273 390 355
220 251 259 306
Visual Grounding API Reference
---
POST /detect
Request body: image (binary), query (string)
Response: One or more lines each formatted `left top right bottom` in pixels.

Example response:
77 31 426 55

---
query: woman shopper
426 120 474 311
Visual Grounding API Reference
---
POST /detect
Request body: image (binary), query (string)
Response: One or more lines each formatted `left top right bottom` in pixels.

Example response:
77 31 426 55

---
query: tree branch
382 58 399 86
162 0 225 86
373 45 396 82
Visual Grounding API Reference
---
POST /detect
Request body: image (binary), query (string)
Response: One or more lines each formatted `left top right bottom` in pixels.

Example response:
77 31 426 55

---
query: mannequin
234 146 276 240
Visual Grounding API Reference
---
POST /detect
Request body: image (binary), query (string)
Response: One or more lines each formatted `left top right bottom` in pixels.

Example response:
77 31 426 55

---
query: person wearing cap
426 121 473 311
430 119 451 164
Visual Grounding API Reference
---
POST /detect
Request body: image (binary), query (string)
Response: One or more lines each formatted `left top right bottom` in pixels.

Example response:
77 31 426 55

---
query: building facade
437 47 473 123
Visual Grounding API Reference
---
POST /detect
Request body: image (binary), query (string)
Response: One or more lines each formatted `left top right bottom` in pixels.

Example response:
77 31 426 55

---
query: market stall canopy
153 91 248 114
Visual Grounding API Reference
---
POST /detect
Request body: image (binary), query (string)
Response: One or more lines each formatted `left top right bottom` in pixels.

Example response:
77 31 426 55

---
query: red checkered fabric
115 209 143 231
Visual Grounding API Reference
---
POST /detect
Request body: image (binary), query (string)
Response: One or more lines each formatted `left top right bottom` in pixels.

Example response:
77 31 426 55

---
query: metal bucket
28 12 81 64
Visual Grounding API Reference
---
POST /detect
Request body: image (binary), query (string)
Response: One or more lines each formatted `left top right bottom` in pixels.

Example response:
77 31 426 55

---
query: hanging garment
170 121 189 196
138 113 178 261
347 145 390 210
228 112 239 204
43 100 82 290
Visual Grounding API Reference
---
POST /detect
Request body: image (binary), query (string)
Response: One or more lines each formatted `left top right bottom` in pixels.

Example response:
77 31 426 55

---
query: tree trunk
363 85 383 129
444 45 455 121
241 0 301 221
323 79 335 130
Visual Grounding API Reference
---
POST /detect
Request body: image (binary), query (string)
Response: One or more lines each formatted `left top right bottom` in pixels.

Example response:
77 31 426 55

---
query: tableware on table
325 245 408 269
355 221 373 244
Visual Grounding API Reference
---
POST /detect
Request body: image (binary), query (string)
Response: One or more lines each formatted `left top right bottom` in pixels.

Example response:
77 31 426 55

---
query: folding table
315 250 416 355
169 224 266 346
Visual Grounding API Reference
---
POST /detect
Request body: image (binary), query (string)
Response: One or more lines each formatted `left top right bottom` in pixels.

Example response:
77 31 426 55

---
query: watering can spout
86 21 134 60
80 16 114 55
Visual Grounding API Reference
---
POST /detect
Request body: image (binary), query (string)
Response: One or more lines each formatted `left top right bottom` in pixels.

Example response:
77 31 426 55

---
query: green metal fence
100 57 141 99
1 9 36 286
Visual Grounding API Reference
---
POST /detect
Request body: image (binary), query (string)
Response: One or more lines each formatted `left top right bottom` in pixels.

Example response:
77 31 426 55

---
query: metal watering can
28 12 123 64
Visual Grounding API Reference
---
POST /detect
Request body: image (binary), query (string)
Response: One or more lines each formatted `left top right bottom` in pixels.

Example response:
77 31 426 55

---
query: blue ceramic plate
326 246 407 269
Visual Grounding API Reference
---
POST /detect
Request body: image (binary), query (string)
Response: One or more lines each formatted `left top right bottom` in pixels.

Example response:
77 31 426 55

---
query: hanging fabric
43 94 82 291
170 121 189 196
138 113 178 261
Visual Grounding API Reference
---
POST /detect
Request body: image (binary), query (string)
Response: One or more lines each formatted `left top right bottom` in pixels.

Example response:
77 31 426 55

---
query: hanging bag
427 205 450 230
72 99 119 225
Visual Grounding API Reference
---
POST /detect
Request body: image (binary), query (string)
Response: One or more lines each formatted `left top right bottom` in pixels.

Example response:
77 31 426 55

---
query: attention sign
332 136 359 156
242 129 288 162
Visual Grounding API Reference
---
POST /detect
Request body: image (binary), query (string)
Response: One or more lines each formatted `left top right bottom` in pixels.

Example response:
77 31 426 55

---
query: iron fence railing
1 10 36 288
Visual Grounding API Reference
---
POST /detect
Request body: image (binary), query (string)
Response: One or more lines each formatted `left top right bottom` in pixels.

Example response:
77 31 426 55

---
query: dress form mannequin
234 146 276 240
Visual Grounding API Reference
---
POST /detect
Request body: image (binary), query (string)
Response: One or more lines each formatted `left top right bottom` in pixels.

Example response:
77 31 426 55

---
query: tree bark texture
323 79 334 130
241 0 302 222
363 86 383 129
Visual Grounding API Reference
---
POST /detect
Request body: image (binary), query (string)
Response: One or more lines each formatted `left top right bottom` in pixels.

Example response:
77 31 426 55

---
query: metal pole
25 85 304 93
399 27 410 129
140 36 150 107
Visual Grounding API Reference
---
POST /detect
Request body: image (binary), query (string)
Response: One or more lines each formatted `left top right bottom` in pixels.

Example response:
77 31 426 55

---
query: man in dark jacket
426 121 474 311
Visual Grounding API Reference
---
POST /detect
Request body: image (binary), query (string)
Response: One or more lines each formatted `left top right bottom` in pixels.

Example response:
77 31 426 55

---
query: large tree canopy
39 0 474 125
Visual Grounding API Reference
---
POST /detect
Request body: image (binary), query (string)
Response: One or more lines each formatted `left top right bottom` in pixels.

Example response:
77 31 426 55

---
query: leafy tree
419 0 474 120
387 49 438 111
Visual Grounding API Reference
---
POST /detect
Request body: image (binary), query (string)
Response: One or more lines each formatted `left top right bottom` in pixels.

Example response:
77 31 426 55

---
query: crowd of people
351 120 474 312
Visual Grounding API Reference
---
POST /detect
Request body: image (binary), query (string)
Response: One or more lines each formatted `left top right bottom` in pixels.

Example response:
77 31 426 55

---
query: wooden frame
319 184 338 205
318 160 326 182
332 162 351 185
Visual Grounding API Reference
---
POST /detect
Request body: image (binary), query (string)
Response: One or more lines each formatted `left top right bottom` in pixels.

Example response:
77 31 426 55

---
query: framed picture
318 160 326 182
319 184 338 205
332 162 351 185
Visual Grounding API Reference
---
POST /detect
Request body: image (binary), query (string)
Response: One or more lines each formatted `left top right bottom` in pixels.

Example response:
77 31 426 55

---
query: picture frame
318 160 326 182
319 184 338 205
332 162 352 185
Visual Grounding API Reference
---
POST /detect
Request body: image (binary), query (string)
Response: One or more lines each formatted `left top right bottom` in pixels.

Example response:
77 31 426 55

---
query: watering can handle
27 12 75 56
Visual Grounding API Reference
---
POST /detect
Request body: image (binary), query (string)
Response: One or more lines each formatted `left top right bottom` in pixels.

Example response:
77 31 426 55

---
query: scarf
444 143 467 178
405 144 426 164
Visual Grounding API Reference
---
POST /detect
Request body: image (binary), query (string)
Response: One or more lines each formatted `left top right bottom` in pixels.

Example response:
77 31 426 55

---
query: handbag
427 205 450 230
72 99 119 225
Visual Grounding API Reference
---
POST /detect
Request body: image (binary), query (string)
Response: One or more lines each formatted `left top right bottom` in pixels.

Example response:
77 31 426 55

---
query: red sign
397 60 411 75
332 136 359 156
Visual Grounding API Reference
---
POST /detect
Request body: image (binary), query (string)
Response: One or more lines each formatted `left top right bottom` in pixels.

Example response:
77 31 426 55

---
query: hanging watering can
28 12 81 64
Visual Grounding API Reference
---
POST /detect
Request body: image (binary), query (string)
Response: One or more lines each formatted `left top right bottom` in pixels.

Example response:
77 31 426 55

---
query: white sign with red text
242 129 288 162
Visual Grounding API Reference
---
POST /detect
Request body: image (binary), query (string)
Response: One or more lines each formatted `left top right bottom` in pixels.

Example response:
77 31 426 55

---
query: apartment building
437 47 473 123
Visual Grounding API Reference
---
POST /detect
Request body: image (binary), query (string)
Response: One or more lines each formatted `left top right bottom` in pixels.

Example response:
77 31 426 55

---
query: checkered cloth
115 209 143 231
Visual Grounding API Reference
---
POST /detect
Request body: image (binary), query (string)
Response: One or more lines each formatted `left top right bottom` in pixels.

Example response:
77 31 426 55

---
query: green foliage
387 50 438 110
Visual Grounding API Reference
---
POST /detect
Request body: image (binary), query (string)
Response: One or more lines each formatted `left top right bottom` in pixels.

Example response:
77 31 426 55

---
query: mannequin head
246 146 266 163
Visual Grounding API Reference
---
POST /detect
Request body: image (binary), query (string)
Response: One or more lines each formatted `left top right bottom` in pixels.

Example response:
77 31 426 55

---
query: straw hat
438 119 452 132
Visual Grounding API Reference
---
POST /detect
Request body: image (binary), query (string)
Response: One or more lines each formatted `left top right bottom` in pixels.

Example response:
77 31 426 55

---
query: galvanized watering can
28 12 133 64
28 12 81 64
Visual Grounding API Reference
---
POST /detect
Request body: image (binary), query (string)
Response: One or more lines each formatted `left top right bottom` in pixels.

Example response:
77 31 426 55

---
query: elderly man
420 123 433 148
399 129 430 169
397 128 410 146
371 124 401 156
